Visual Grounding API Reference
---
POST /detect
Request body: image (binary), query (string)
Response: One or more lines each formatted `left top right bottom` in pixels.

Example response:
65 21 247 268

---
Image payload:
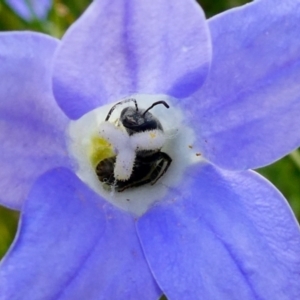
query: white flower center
68 94 203 216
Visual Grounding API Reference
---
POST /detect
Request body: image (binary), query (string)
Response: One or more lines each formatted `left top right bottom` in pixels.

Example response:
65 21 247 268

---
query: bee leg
149 152 172 185
102 152 172 192
119 152 172 190
117 177 153 192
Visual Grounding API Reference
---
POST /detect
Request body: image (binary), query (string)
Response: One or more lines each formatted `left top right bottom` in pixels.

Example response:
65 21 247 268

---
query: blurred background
0 0 299 259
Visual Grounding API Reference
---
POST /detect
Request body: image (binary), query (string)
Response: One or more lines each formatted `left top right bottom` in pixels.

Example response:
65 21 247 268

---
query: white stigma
131 130 165 151
114 149 136 181
98 122 166 181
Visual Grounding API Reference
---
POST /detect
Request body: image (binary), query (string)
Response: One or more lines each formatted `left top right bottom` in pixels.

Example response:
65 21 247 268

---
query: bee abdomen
96 156 116 184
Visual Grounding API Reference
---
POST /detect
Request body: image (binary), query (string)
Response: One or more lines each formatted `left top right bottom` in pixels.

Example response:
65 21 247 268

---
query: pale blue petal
0 32 71 209
137 163 300 299
0 168 161 300
53 0 211 119
5 0 52 20
183 0 300 170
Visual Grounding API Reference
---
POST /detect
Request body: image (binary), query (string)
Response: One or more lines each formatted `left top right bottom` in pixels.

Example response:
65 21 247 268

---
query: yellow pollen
150 132 156 139
89 135 115 168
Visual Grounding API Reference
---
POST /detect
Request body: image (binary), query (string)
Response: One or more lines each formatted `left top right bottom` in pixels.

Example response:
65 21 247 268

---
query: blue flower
5 0 52 21
1 0 300 299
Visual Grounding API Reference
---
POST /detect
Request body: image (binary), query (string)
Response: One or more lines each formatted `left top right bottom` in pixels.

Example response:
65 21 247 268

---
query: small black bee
96 99 172 192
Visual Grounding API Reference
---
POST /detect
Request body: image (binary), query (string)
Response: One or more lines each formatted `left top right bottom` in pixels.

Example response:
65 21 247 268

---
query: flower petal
53 0 211 119
5 0 52 21
186 0 300 170
137 163 300 299
0 168 161 299
0 32 71 210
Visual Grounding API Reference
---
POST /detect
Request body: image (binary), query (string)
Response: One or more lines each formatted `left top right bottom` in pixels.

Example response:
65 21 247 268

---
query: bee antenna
105 98 138 121
142 101 169 116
